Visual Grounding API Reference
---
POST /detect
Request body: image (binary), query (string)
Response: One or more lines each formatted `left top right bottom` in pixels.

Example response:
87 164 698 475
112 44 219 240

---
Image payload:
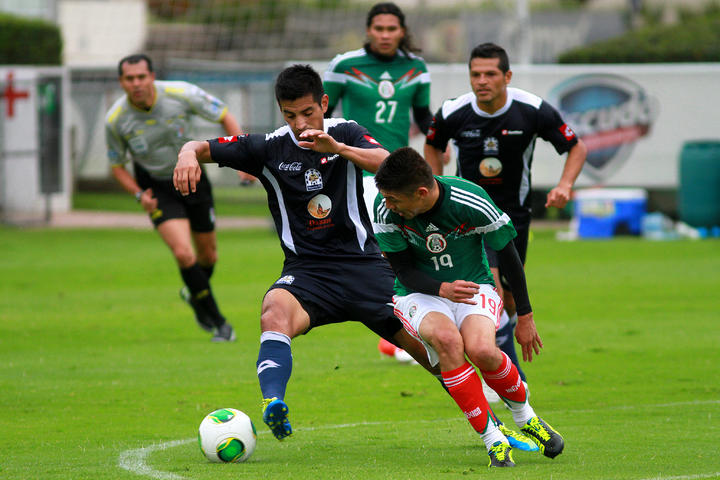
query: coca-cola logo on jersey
548 74 659 183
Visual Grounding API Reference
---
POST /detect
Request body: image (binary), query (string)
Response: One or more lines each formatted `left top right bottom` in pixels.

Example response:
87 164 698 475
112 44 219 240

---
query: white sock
508 400 536 428
481 422 508 450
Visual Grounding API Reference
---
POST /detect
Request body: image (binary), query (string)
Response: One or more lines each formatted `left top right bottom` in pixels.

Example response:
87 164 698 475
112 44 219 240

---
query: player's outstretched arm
174 140 211 195
496 241 543 361
298 129 389 173
546 139 587 208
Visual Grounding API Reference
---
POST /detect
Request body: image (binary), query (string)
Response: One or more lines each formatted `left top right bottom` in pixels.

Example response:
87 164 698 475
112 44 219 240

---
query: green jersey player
106 54 240 341
373 147 564 467
324 1 433 362
323 3 432 199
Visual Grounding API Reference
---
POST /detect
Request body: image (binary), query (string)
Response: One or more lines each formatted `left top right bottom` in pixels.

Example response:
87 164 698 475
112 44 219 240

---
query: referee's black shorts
267 256 403 342
484 219 529 291
134 163 215 232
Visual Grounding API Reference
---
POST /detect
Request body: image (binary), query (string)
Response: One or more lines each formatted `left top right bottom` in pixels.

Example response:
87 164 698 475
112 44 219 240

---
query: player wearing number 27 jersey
373 175 515 296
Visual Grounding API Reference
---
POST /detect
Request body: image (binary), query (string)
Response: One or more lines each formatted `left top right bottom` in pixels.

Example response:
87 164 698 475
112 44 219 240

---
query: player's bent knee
466 344 502 371
260 289 307 336
428 328 464 357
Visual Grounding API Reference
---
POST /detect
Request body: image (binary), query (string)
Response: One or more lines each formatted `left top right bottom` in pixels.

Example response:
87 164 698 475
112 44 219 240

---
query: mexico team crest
425 233 447 253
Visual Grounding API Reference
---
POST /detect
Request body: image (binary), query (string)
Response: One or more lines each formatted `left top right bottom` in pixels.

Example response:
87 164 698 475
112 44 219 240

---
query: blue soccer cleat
262 397 292 440
499 424 539 452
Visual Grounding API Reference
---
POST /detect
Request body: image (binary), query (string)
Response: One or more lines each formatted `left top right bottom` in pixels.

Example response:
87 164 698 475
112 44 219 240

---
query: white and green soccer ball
198 408 257 463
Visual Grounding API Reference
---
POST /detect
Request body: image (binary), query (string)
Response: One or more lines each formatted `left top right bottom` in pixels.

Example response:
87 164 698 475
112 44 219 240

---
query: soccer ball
198 408 257 463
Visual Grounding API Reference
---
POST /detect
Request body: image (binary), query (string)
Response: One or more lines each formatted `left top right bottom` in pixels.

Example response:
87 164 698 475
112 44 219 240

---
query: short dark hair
365 2 421 55
375 147 434 194
469 42 510 73
274 64 324 105
118 53 153 77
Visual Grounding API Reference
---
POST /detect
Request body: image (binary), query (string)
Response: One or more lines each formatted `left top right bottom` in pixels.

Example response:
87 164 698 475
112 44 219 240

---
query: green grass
1 227 719 479
73 186 271 217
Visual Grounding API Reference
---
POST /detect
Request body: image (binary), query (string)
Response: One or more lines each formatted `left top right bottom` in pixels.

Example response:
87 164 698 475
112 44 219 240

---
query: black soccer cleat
211 322 236 342
521 416 565 459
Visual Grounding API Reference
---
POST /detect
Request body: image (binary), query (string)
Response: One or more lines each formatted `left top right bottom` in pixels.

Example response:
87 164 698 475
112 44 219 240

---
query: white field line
118 399 720 480
639 475 720 480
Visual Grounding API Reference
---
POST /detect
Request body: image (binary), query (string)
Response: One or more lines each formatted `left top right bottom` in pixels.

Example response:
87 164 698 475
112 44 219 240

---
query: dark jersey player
424 43 586 382
173 64 437 442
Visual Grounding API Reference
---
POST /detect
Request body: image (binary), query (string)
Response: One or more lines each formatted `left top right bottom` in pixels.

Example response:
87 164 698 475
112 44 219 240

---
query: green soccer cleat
262 397 292 440
499 424 539 452
521 416 564 458
487 441 515 467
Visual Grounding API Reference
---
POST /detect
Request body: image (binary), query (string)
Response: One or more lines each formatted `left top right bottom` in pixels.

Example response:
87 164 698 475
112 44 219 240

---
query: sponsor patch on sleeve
427 126 436 141
559 123 576 141
364 134 381 146
218 135 237 143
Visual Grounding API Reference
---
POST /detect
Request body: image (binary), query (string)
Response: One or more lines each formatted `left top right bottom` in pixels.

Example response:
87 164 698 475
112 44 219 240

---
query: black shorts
484 219 529 291
267 256 403 342
134 163 215 232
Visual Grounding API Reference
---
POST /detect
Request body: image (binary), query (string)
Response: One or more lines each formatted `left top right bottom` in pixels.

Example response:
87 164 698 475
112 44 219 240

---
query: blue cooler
573 188 647 238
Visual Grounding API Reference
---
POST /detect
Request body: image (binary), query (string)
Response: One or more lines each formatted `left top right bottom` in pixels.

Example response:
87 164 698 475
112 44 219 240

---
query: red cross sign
1 72 30 118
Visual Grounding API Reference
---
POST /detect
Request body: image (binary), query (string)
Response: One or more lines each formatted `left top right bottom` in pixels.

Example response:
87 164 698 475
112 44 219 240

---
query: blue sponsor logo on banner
548 74 659 182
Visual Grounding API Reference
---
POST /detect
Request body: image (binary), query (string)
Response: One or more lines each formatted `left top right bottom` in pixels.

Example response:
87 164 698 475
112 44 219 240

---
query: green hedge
558 13 720 63
0 13 62 65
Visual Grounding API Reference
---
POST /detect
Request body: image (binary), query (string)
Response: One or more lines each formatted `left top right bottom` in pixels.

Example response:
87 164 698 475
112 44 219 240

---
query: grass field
1 226 719 480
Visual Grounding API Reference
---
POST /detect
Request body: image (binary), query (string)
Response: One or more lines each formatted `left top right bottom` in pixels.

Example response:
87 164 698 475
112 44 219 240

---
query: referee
105 53 238 341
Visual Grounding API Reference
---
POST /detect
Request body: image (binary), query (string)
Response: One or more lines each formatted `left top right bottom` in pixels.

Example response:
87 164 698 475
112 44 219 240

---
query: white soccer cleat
394 348 418 364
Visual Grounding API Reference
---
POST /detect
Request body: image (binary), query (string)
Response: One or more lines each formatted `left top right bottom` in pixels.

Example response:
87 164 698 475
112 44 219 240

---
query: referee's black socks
180 263 226 327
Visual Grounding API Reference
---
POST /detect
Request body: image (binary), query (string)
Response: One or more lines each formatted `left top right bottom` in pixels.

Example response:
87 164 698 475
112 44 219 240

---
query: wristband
135 191 143 203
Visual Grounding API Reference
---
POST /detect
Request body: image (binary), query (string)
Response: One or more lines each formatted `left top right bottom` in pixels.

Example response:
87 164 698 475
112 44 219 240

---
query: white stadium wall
70 62 720 192
0 66 72 222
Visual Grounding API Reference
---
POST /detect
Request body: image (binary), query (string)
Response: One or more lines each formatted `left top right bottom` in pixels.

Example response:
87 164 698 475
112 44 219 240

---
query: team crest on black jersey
483 137 499 155
305 168 323 191
425 233 447 253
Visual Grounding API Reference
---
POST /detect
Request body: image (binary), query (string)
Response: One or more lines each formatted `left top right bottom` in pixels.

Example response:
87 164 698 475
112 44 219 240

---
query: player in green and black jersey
323 2 432 210
323 1 433 361
373 147 564 466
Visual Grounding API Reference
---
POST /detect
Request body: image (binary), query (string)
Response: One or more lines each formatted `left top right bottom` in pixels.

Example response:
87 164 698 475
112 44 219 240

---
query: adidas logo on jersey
426 223 439 232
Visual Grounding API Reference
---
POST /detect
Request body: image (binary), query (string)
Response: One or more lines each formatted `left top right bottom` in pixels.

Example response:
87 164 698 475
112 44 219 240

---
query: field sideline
1 226 718 479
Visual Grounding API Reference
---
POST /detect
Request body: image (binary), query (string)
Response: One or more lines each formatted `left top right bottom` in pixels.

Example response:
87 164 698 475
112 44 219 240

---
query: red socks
481 351 527 404
442 362 495 433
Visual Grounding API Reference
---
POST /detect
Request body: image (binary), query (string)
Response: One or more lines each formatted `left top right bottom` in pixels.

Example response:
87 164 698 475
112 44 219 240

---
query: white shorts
392 284 503 367
363 175 379 218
